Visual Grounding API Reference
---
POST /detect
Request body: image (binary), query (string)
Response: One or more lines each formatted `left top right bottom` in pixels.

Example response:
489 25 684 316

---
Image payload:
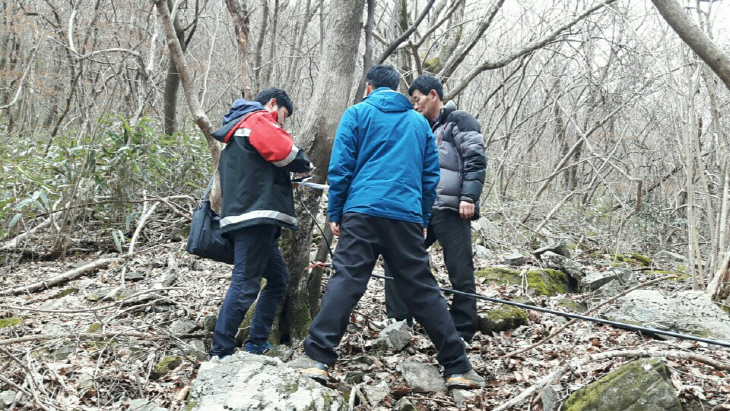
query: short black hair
366 64 400 91
408 75 443 101
255 87 294 116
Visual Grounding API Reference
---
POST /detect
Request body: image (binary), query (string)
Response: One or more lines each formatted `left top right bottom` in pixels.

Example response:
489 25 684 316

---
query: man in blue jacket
293 65 485 389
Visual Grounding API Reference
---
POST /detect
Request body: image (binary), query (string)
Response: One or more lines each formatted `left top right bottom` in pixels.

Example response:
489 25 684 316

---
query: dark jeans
385 209 477 341
209 225 290 358
304 213 471 376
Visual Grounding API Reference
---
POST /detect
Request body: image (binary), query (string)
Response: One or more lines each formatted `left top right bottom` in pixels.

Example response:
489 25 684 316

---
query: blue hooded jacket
328 88 440 227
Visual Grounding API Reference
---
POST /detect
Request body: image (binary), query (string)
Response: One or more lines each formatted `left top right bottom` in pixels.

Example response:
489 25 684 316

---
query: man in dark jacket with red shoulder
385 75 486 344
208 88 312 359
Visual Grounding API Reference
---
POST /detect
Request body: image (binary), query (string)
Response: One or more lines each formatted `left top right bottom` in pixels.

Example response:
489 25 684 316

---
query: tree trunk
225 0 255 99
153 0 222 211
277 0 366 344
651 0 730 91
163 0 186 136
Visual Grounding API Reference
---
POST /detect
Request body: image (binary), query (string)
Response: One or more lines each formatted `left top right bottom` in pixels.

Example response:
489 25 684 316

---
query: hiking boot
446 369 486 389
244 341 274 354
288 356 328 382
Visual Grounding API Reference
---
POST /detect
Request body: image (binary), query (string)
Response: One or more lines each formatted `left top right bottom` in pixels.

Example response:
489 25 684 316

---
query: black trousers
385 209 478 341
304 212 471 376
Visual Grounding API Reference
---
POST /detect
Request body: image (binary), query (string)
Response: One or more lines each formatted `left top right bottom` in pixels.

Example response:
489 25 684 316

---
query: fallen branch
0 287 183 314
503 274 678 358
0 257 122 296
0 218 52 250
128 201 159 256
0 331 212 346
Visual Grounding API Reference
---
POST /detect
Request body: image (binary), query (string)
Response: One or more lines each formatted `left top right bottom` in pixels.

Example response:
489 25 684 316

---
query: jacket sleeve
327 107 358 224
457 118 486 203
421 125 440 228
247 113 313 173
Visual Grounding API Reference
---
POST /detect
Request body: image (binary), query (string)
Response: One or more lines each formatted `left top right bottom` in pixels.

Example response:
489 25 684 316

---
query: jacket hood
363 88 413 113
436 100 458 125
223 99 265 125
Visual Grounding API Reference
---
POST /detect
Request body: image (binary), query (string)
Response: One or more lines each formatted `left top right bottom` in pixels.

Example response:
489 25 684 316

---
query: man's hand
330 222 341 236
423 228 428 238
459 201 475 219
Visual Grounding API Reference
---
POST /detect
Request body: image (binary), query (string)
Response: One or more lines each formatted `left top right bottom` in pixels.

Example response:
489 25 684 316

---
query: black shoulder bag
186 173 235 264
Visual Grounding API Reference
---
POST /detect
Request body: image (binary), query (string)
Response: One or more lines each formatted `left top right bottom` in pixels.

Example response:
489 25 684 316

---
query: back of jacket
328 88 440 227
211 99 311 234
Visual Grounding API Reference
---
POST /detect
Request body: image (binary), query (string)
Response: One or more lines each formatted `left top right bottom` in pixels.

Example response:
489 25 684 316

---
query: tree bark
225 0 255 98
651 0 730 91
277 0 366 344
163 0 187 136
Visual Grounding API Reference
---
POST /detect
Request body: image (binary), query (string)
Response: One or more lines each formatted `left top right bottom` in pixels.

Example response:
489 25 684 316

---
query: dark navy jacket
327 88 440 227
211 99 311 234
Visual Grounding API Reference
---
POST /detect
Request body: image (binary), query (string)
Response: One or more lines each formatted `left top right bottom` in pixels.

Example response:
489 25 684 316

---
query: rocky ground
1 218 730 410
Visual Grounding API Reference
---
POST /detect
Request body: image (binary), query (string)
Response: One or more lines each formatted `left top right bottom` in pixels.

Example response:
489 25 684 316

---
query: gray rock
564 358 681 411
451 389 476 408
541 385 562 411
203 315 217 332
474 245 493 260
399 361 446 393
38 299 62 311
534 243 571 259
372 320 411 353
53 344 75 360
653 251 687 272
395 398 416 411
344 371 364 384
472 219 500 246
188 353 344 410
266 345 294 362
128 399 168 411
502 252 525 266
477 304 528 335
186 340 208 361
581 267 636 295
362 381 390 405
170 319 197 335
0 391 16 410
125 271 145 281
603 290 730 340
541 251 585 281
592 280 624 301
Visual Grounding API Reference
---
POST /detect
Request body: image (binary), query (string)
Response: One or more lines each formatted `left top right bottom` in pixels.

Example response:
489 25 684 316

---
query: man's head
255 88 294 126
408 75 444 121
365 64 400 95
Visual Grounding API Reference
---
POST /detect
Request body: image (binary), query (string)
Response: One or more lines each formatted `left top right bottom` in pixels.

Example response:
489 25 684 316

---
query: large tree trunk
277 0 366 344
225 0 255 99
651 0 730 91
163 0 186 136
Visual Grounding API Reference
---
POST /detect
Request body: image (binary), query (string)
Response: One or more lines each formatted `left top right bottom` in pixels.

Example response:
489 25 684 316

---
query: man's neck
430 101 445 122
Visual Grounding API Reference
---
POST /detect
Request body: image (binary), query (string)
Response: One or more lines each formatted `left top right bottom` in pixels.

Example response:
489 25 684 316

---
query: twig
503 274 678 358
0 257 122 296
129 200 159 256
0 287 183 314
0 218 52 250
0 331 211 346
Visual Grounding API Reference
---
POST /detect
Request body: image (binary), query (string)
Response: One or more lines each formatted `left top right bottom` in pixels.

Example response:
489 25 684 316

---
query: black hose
295 185 730 349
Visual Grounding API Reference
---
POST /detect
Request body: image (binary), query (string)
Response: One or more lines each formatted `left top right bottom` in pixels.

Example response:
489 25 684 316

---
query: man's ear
429 89 439 101
266 98 278 111
365 83 374 96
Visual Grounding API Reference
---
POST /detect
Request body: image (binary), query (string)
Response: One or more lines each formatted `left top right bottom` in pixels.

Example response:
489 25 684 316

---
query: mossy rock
477 304 527 334
89 338 117 349
54 287 79 299
564 358 681 411
610 253 652 267
557 299 588 313
476 267 572 296
86 322 102 333
151 355 183 380
0 317 21 329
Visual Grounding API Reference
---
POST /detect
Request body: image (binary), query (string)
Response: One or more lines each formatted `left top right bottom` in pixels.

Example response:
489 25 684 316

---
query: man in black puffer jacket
208 88 312 359
385 75 486 343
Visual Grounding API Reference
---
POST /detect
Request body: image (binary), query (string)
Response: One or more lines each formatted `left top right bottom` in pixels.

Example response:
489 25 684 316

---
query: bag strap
201 171 216 200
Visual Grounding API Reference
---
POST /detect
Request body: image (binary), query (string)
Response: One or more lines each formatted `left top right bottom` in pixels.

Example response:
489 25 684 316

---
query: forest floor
1 216 729 411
